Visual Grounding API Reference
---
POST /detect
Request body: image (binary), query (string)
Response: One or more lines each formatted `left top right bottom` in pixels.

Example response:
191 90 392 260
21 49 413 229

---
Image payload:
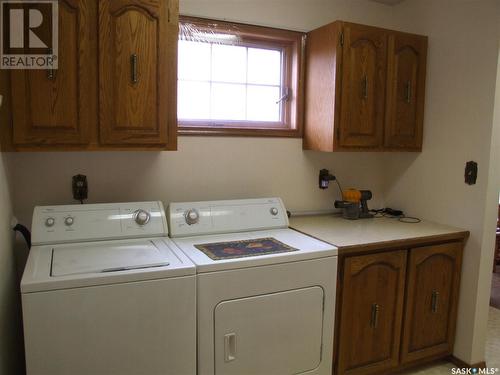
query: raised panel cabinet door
339 23 387 148
384 32 427 149
303 21 342 152
99 0 178 149
337 251 407 375
10 0 97 146
401 242 463 364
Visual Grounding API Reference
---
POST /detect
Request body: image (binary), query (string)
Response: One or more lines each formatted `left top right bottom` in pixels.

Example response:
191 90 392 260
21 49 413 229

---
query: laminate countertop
289 214 469 254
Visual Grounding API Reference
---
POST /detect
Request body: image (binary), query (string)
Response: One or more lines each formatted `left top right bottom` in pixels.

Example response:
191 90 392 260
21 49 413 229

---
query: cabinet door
99 0 177 149
401 242 462 364
337 251 406 375
303 21 342 152
385 33 427 149
339 23 387 148
10 0 97 146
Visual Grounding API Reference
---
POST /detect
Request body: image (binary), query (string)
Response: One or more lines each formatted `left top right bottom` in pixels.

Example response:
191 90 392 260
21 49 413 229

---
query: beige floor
400 307 500 374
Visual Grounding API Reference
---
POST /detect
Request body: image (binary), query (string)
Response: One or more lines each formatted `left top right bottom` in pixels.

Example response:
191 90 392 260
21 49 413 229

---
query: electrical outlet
319 169 336 189
72 174 88 202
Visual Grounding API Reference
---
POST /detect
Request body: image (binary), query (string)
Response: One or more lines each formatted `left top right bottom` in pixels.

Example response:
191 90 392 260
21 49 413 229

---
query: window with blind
177 17 305 137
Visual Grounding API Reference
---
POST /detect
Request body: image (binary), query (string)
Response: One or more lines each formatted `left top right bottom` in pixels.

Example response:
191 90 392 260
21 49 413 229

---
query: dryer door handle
224 333 237 362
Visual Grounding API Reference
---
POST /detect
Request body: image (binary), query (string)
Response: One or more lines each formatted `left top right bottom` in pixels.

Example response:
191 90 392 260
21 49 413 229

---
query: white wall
384 0 500 365
7 142 387 226
0 154 22 374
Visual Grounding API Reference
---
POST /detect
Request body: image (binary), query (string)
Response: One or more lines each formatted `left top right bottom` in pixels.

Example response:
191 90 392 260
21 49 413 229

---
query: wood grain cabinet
99 0 177 148
8 0 178 151
304 21 427 152
335 242 463 375
10 0 97 146
337 251 407 375
338 23 387 148
384 33 427 149
401 242 462 363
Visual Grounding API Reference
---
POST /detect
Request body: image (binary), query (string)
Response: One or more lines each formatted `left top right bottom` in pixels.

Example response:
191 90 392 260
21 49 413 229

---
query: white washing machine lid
21 238 196 293
51 241 170 277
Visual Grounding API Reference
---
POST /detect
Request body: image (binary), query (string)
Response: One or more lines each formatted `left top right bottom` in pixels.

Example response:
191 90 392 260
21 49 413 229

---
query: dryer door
214 286 324 375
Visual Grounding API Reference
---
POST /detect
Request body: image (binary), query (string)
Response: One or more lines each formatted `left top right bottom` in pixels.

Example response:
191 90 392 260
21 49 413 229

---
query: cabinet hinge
340 32 344 46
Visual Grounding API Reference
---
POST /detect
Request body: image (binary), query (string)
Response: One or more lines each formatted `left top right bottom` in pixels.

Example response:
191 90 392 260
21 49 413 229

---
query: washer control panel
32 201 167 245
168 197 288 238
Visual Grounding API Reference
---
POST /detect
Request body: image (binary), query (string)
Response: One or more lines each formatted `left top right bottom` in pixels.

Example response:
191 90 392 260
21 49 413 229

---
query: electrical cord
335 178 344 197
398 216 421 223
369 208 421 223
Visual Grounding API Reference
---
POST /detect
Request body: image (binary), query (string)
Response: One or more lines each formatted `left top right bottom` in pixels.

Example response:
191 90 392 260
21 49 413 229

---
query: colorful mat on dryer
194 237 298 260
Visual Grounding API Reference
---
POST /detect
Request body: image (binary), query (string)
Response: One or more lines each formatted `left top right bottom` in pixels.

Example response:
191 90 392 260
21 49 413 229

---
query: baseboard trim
449 355 487 369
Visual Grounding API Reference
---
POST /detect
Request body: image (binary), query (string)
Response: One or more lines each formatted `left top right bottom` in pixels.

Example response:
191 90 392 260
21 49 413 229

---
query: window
177 17 305 137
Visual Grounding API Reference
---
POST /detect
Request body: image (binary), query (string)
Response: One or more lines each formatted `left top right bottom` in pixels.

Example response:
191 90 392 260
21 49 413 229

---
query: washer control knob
185 209 200 225
64 217 74 226
270 207 279 216
45 217 55 227
134 209 150 226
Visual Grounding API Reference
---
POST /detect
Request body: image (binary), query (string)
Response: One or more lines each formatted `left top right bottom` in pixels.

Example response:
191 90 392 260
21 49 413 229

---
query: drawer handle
47 48 54 80
405 80 412 103
362 76 368 99
224 332 236 362
431 290 439 313
370 303 379 328
130 53 138 84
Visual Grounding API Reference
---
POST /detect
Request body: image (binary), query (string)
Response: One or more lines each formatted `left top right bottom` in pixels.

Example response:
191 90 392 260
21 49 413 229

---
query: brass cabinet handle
47 48 54 80
130 53 138 84
431 290 440 313
370 303 379 328
405 80 412 103
362 76 368 99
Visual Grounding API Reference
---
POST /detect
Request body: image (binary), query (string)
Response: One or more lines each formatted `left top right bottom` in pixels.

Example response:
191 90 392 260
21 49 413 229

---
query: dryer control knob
270 207 279 216
45 217 55 227
134 209 150 226
64 217 74 226
185 209 200 225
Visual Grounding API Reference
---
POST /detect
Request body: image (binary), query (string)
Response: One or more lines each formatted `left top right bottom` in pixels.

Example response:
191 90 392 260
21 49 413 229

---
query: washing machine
21 201 196 375
168 197 338 375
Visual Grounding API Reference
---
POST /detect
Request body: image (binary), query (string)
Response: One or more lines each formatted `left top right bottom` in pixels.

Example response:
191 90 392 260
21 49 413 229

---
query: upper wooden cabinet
401 242 462 364
339 23 387 148
7 0 178 151
10 0 97 146
304 21 427 152
99 0 177 148
385 33 427 149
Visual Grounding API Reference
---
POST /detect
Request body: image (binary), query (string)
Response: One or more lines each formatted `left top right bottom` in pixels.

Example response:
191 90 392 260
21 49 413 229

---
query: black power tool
334 189 374 220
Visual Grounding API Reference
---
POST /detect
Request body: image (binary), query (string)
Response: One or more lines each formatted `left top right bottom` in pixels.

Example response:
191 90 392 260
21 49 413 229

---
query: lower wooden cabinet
335 241 464 375
337 251 407 375
401 242 462 363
